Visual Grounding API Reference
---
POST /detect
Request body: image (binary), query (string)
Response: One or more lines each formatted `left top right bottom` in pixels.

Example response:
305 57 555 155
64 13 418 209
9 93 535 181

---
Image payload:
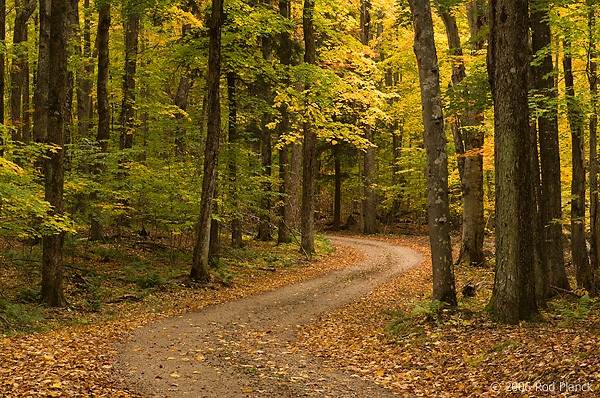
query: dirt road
114 236 423 397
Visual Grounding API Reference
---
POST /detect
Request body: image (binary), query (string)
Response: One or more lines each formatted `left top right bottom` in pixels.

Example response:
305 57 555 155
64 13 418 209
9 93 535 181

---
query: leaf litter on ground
1 234 599 397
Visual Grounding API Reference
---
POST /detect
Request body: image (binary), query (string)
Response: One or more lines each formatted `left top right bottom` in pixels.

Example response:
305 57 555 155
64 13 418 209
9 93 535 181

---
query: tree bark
41 0 68 307
488 0 538 323
191 0 223 281
531 0 569 297
564 38 595 295
409 0 456 306
301 0 316 254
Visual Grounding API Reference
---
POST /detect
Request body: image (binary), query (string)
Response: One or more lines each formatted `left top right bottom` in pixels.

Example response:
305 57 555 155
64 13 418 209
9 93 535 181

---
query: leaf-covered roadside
301 236 600 397
0 240 360 397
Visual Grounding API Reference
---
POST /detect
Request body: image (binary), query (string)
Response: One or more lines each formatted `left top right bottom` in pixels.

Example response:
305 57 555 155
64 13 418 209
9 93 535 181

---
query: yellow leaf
170 373 180 378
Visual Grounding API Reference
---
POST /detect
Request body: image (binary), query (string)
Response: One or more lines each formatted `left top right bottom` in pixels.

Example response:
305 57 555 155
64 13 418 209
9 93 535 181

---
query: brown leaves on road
0 244 359 397
301 235 600 397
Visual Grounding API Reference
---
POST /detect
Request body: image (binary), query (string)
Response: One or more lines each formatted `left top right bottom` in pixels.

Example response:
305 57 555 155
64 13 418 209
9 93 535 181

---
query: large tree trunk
564 38 595 295
409 0 457 306
172 21 192 156
119 11 140 151
588 2 599 295
10 0 36 144
361 0 378 235
531 0 569 298
301 0 316 254
41 0 68 307
191 0 223 281
227 72 243 248
488 0 538 323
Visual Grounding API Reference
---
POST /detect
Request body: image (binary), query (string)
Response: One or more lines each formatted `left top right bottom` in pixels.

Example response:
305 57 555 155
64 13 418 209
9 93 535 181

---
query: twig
550 285 579 297
281 220 311 261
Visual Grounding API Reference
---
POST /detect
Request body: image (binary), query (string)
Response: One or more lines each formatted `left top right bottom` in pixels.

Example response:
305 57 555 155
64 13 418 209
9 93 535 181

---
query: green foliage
0 299 46 333
550 295 599 326
124 262 168 289
386 300 451 338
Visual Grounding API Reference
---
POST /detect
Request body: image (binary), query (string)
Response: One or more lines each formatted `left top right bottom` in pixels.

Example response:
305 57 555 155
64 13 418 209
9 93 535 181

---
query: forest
0 0 600 395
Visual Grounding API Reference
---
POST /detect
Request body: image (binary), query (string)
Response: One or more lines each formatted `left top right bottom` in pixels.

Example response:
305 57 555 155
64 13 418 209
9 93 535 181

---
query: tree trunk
172 22 192 156
97 2 110 154
227 72 243 248
409 0 456 306
119 11 140 151
531 0 569 297
439 1 485 267
10 0 36 144
588 2 599 295
488 0 538 323
191 0 223 281
361 0 377 235
333 145 341 231
301 0 316 254
0 0 5 129
257 25 274 241
277 0 296 244
90 0 110 242
564 38 595 295
41 0 68 307
76 0 94 139
33 0 51 143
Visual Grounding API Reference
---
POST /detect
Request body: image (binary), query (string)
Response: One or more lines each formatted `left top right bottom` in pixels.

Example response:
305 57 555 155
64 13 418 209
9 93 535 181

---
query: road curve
114 236 423 397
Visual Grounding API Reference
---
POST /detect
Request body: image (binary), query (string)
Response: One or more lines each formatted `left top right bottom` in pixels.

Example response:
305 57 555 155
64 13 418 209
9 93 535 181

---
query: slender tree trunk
409 0 457 306
439 1 485 267
10 0 36 144
41 0 68 307
257 25 274 241
588 2 599 295
488 0 538 323
90 0 110 242
301 0 316 254
0 0 5 129
227 71 243 247
531 0 569 297
191 0 223 281
333 145 341 231
564 38 595 295
173 22 192 156
277 0 295 244
33 0 50 143
119 11 140 151
76 0 93 139
361 0 377 235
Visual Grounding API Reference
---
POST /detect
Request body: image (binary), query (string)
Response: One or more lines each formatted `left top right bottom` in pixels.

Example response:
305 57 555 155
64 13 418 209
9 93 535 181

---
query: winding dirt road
114 236 423 397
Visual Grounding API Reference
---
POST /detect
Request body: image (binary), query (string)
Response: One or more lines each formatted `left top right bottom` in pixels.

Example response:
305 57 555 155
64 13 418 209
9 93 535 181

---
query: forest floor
0 233 599 397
